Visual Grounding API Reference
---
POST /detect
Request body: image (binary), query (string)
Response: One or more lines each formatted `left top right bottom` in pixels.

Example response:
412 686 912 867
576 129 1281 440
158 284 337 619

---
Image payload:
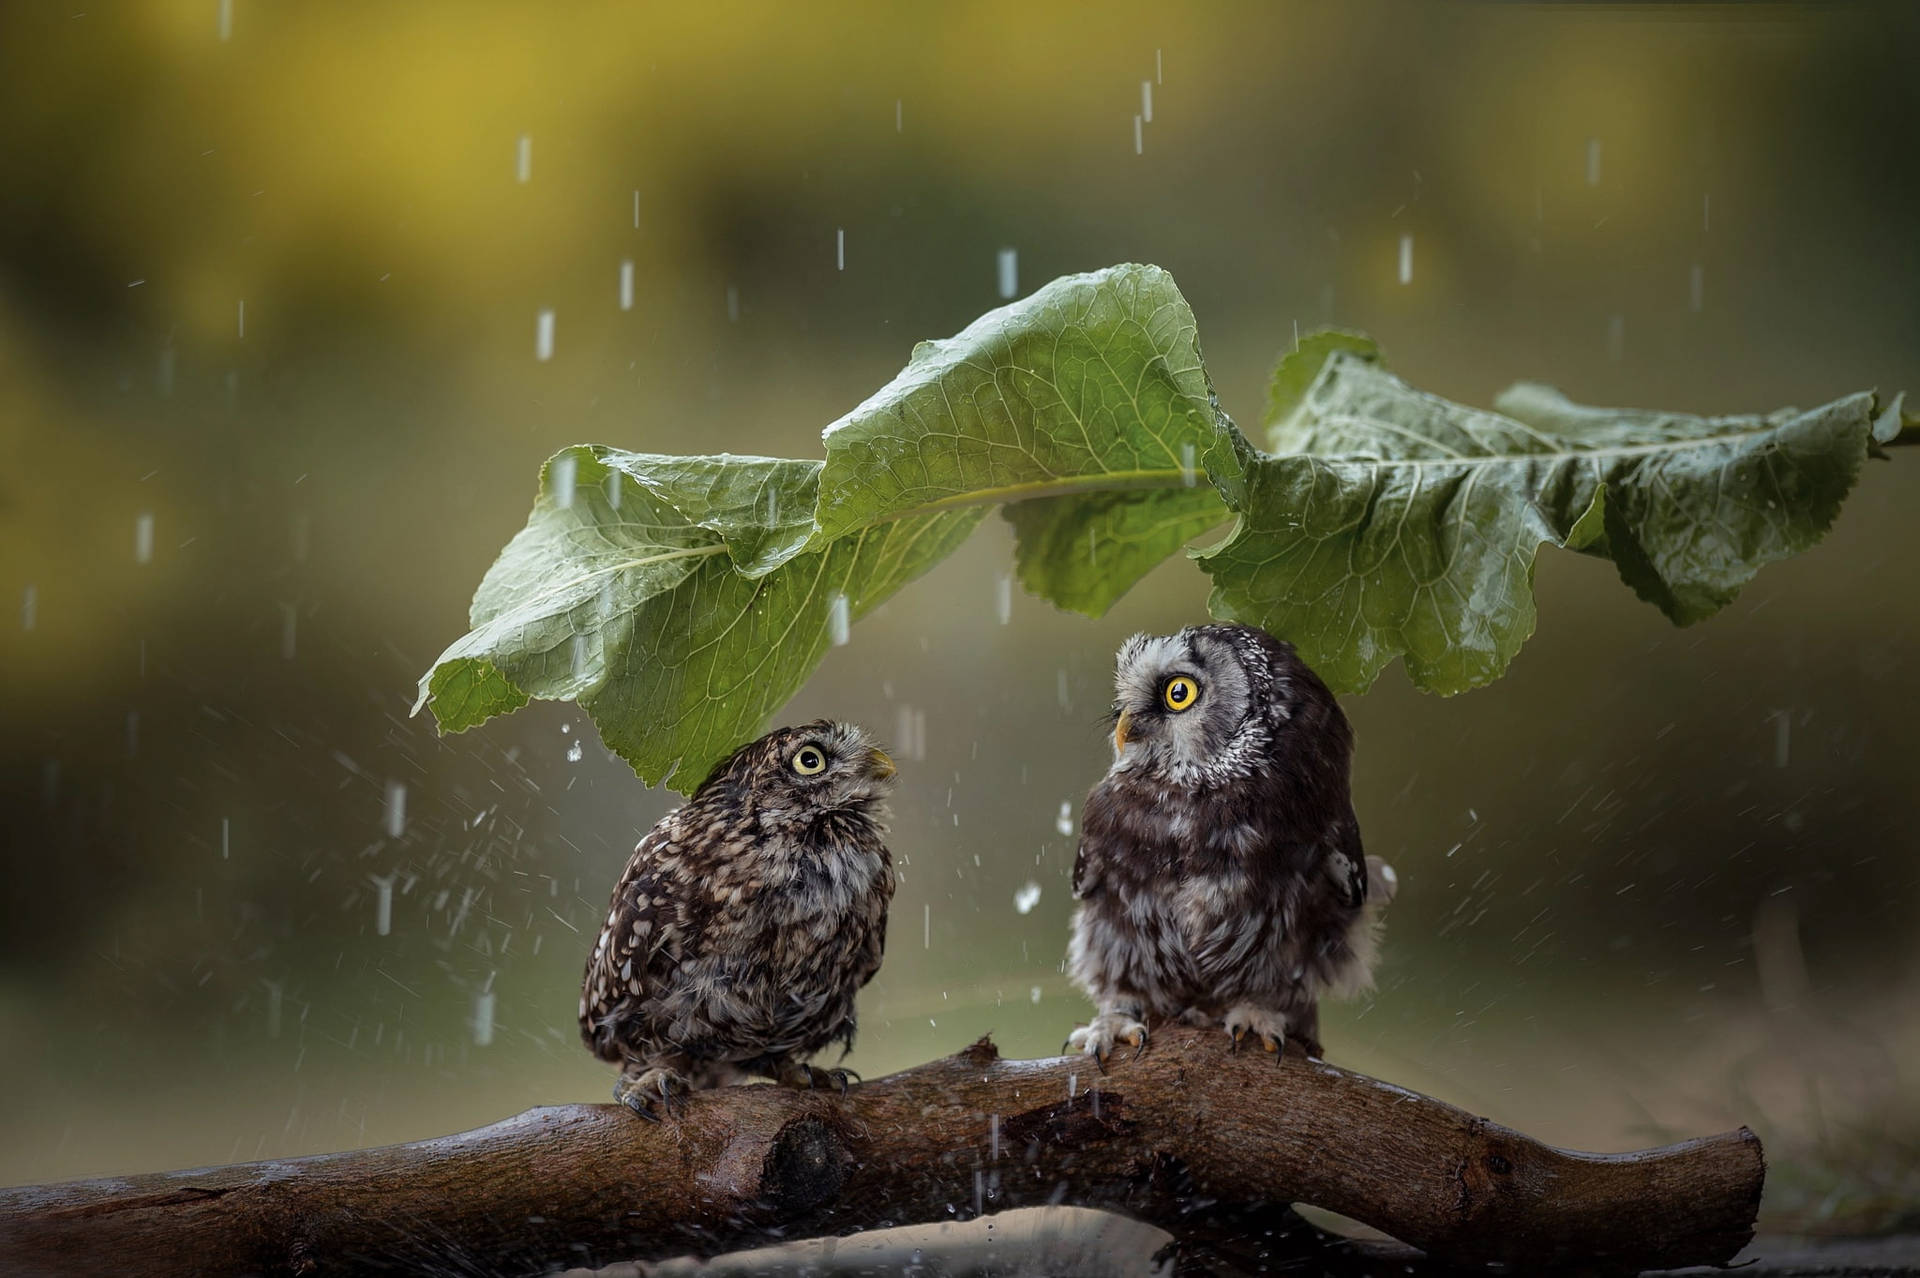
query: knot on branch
959 1035 999 1067
1001 1089 1133 1152
759 1116 849 1215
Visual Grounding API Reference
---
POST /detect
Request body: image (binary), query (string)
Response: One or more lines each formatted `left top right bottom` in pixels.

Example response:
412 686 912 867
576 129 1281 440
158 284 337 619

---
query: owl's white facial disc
1110 628 1263 786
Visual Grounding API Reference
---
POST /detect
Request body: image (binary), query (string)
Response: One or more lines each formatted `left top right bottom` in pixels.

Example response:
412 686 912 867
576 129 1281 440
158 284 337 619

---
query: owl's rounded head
1109 622 1304 787
695 719 896 816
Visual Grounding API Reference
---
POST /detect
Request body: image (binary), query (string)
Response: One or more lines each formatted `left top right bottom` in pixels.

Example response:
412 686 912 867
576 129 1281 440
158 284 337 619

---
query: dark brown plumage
579 720 896 1117
1066 623 1394 1064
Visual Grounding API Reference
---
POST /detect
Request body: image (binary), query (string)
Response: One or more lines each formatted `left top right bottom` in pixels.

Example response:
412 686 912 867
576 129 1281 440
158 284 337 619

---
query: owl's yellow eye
791 746 827 776
1163 676 1200 712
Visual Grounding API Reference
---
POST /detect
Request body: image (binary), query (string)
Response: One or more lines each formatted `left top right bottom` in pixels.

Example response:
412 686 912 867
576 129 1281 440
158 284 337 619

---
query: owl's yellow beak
866 747 896 780
1113 711 1134 754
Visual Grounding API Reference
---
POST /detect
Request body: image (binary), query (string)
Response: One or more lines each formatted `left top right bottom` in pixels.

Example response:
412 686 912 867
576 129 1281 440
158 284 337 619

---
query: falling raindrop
1055 802 1073 837
1585 137 1602 186
535 309 555 361
1398 234 1413 286
516 135 532 183
383 781 407 839
237 299 246 340
605 470 622 510
1180 441 1197 487
472 987 496 1047
994 574 1012 625
619 260 635 311
221 817 230 860
1689 264 1704 313
1014 881 1042 914
218 0 232 42
550 453 577 508
1029 985 1042 1003
1155 48 1163 84
632 189 640 229
828 593 851 646
726 285 740 322
1140 80 1153 124
371 875 395 936
996 248 1018 300
1772 710 1791 768
566 739 584 763
135 513 155 565
836 228 846 271
20 584 35 631
1133 115 1143 155
923 903 931 949
895 99 903 133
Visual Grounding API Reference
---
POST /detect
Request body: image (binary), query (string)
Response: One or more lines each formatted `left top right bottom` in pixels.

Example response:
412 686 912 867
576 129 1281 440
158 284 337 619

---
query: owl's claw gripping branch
0 1028 1766 1277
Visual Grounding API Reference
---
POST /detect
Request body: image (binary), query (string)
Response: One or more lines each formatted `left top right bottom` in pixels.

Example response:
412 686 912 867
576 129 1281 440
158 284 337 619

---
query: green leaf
416 445 980 788
1264 327 1381 427
1003 485 1228 618
420 271 1907 792
812 262 1225 612
1200 348 1880 694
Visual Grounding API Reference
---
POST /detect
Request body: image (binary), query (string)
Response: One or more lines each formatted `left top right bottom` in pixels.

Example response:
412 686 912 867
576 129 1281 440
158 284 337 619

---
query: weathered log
0 1027 1763 1277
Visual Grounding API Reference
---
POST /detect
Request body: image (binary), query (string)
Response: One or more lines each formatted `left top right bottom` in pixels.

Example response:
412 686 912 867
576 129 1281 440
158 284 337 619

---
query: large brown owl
580 720 897 1118
1066 623 1394 1065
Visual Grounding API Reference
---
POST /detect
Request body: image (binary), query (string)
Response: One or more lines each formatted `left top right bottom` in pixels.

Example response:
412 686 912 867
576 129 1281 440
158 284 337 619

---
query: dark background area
2 1 1917 1230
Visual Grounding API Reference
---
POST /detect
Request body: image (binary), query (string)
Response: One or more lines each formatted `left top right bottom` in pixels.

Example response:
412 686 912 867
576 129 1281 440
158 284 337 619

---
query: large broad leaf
1199 345 1881 694
415 446 980 787
815 262 1227 615
418 263 1906 792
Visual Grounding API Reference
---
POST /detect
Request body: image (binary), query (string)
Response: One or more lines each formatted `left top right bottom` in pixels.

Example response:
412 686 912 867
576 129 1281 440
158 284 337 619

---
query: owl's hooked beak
1113 710 1135 755
866 747 896 781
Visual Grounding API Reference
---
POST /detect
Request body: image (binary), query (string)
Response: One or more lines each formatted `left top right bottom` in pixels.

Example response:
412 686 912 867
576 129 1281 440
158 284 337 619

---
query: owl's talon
614 1066 691 1121
1223 1005 1290 1062
1067 1012 1147 1070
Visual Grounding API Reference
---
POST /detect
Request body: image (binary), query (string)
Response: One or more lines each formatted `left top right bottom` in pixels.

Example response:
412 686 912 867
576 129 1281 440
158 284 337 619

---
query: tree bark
0 1027 1763 1277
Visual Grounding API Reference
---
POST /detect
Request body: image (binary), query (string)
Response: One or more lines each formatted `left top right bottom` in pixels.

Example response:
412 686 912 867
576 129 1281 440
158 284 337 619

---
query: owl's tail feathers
1365 855 1398 906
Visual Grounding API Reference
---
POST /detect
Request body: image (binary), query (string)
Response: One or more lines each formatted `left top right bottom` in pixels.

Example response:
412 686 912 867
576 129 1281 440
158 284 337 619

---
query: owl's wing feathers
1070 836 1096 899
1322 811 1367 911
579 825 682 1060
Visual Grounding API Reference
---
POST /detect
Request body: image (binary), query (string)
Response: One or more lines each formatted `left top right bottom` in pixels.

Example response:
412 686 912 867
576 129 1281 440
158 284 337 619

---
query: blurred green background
3 0 1918 1235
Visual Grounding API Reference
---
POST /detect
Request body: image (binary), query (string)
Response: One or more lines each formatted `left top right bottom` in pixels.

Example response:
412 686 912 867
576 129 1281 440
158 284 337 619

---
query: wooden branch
0 1028 1763 1277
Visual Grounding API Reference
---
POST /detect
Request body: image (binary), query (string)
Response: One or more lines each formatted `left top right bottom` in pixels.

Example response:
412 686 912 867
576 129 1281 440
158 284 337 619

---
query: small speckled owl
1066 623 1395 1065
580 720 897 1118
